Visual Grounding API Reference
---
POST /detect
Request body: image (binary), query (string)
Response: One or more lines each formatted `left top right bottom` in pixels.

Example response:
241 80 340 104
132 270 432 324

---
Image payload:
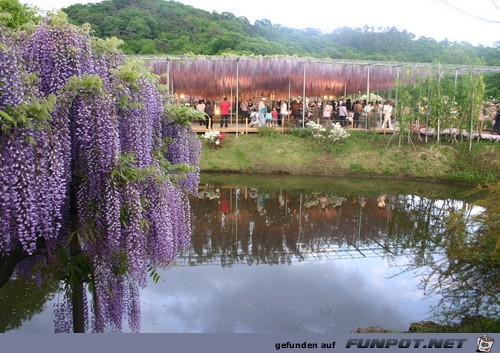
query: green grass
199 132 500 184
448 142 499 184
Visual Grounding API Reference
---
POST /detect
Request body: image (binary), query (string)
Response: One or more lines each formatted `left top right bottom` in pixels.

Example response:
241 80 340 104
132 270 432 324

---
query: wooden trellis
139 55 500 101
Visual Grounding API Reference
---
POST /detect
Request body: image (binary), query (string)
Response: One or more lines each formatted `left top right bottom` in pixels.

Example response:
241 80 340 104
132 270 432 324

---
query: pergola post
236 58 239 137
366 65 370 129
437 63 441 143
302 62 306 128
230 78 233 126
166 60 170 97
395 66 400 128
366 65 370 103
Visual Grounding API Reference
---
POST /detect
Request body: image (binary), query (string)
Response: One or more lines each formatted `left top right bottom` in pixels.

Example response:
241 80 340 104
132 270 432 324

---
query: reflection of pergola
142 55 500 101
176 242 402 267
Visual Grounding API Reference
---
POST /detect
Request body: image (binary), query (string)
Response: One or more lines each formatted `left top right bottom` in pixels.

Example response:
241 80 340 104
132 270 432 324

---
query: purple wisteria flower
1 14 201 333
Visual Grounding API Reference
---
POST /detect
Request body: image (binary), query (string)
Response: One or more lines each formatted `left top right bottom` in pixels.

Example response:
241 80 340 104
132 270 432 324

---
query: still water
1 174 481 333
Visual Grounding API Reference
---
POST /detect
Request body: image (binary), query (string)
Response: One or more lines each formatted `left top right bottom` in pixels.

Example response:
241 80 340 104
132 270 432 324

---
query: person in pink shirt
220 96 231 128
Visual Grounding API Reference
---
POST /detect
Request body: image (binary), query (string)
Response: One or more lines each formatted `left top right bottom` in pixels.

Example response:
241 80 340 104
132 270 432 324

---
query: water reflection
187 186 401 267
140 257 425 333
2 176 497 333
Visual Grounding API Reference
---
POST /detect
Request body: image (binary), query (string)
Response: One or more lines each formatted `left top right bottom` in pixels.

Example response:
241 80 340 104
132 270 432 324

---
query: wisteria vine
0 13 201 333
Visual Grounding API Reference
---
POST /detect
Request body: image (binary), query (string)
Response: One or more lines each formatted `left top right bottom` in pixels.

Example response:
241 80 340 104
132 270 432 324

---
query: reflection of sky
138 255 435 333
8 255 436 333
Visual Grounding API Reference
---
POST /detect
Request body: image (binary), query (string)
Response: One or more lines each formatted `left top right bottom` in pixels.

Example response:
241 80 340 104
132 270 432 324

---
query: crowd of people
194 97 398 129
194 97 500 133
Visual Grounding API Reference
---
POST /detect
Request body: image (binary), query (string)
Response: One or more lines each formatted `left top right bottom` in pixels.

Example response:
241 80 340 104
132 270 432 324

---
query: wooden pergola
140 55 500 132
140 55 500 102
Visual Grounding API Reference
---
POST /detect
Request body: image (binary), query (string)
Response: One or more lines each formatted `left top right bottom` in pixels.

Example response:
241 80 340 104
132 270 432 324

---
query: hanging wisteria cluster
162 122 201 195
0 13 201 333
0 29 24 109
147 56 433 99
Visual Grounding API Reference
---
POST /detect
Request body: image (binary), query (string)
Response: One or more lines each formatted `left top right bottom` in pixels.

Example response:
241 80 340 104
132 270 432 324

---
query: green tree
0 0 39 28
483 73 500 100
60 0 500 66
169 35 191 54
438 44 481 65
101 15 125 37
138 39 158 54
125 16 151 40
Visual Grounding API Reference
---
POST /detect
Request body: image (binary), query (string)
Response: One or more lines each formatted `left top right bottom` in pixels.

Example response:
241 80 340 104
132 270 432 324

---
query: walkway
192 116 399 134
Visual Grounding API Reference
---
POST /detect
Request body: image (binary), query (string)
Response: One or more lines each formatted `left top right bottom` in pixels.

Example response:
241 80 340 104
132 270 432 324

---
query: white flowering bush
305 121 349 143
306 121 326 138
327 123 350 142
201 130 226 147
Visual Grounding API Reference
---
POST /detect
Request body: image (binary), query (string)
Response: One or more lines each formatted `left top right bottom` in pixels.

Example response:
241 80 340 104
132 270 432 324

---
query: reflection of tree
385 195 451 258
385 185 499 331
0 257 59 332
430 184 499 331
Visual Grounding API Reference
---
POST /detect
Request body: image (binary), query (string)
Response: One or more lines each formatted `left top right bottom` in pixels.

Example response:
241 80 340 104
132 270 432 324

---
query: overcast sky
20 0 500 47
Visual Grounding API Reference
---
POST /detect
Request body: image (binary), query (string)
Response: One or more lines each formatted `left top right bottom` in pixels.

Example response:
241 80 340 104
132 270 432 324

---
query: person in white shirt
382 101 393 129
249 108 259 127
279 100 288 127
196 99 206 126
363 101 376 128
364 101 374 114
323 101 332 121
337 103 348 127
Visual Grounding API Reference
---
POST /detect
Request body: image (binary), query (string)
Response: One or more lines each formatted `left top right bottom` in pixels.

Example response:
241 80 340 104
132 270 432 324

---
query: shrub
291 127 312 138
257 126 281 137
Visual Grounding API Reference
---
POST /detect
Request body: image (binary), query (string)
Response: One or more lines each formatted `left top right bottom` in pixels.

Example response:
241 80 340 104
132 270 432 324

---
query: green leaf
167 104 205 126
148 267 161 284
24 135 36 145
0 109 16 126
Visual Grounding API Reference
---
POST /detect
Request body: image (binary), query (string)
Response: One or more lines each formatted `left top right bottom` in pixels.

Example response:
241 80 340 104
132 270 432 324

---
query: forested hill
63 0 499 65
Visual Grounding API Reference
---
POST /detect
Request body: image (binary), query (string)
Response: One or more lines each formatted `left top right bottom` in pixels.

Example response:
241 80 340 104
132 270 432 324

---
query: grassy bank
199 131 499 184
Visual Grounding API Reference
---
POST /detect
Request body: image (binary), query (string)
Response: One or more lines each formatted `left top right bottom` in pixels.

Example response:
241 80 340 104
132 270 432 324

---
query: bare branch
438 0 500 23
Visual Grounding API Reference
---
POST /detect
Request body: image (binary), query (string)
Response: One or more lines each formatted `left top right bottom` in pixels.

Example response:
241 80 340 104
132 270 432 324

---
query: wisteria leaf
0 110 16 126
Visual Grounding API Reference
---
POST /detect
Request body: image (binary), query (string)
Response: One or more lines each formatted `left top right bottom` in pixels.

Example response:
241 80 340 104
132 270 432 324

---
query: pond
0 174 492 333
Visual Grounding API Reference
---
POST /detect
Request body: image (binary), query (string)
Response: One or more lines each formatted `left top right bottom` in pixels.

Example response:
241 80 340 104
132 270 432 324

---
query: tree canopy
62 0 500 66
0 0 40 28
